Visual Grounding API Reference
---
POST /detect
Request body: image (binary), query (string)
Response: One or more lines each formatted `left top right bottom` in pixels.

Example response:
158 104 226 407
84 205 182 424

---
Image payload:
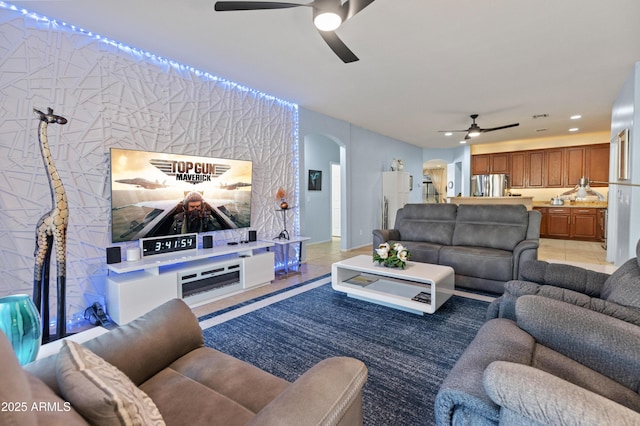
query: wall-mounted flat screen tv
110 148 252 243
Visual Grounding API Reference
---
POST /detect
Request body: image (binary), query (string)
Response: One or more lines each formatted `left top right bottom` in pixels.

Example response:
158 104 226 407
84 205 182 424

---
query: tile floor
191 237 610 317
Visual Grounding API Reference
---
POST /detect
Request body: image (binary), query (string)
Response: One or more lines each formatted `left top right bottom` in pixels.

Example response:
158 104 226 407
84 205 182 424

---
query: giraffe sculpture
32 107 69 342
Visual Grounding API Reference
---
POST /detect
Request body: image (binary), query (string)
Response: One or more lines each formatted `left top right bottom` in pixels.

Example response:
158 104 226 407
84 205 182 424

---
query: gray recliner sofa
373 204 541 294
435 295 640 425
487 239 640 325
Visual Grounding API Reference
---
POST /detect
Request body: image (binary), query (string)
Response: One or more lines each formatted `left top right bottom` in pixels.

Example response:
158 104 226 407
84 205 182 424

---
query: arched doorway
301 133 347 250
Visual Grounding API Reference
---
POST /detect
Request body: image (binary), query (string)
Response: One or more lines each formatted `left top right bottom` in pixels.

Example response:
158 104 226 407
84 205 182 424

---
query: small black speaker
106 247 121 264
248 230 257 242
203 235 213 248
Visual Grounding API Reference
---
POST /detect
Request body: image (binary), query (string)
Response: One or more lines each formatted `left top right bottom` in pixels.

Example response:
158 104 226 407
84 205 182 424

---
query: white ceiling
10 0 640 148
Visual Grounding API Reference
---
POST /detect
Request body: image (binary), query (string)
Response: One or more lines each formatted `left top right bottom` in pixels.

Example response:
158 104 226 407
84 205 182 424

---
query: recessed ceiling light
570 115 582 120
569 128 579 132
459 140 467 144
444 132 453 136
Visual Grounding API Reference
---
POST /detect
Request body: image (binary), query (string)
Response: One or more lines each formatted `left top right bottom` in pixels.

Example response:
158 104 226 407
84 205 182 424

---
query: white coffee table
331 255 455 315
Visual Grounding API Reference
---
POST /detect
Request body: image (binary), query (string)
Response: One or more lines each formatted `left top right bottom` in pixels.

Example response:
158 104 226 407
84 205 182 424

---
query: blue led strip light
0 1 297 109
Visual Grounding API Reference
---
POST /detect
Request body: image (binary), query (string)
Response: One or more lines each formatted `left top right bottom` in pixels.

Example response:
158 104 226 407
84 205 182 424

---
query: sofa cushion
452 205 529 251
601 257 640 309
531 344 640 413
57 340 165 426
140 347 290 425
395 203 457 246
440 246 515 282
141 368 255 426
398 241 442 263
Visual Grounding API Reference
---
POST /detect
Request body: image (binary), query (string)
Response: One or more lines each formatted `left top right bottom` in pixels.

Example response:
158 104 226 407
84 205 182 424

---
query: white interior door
331 163 341 237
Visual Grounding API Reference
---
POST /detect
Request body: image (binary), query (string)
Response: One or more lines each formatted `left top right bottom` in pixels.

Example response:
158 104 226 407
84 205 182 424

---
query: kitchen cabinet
565 143 610 187
472 155 491 175
565 146 586 188
471 143 609 188
542 206 603 241
528 150 545 187
547 207 571 238
509 152 527 187
490 153 509 174
471 143 609 189
571 208 598 240
544 149 565 187
472 153 509 175
533 207 547 237
586 144 610 186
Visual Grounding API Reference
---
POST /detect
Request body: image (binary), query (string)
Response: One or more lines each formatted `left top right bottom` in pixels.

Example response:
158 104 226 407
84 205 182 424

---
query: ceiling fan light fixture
467 130 481 137
314 11 342 31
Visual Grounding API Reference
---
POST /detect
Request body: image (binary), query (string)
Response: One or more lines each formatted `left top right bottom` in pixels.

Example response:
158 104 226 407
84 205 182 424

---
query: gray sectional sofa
373 204 541 294
487 239 640 325
435 295 640 425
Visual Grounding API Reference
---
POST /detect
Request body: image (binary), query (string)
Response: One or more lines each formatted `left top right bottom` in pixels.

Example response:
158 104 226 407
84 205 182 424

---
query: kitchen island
446 196 534 210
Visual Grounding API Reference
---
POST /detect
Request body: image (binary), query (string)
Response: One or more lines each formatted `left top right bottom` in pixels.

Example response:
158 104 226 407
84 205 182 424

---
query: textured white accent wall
0 7 298 325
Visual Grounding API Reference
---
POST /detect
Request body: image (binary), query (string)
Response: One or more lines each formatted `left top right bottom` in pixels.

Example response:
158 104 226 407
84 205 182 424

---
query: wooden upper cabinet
472 154 491 175
565 146 586 187
470 143 610 189
490 153 509 174
528 150 545 187
544 149 565 187
586 143 610 186
509 152 527 187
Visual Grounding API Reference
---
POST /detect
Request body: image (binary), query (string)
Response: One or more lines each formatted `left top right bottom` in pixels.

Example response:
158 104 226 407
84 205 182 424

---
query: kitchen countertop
533 201 608 208
447 196 534 210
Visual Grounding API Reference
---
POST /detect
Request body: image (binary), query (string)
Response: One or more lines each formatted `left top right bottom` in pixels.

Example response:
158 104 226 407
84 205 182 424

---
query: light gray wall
609 61 640 264
303 134 340 243
299 109 423 250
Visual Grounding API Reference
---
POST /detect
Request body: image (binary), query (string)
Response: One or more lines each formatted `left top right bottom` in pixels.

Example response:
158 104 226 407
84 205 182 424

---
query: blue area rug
201 279 488 426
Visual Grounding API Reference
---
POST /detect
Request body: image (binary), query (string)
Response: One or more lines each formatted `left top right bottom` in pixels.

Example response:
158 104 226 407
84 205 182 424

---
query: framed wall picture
308 170 322 191
618 128 629 180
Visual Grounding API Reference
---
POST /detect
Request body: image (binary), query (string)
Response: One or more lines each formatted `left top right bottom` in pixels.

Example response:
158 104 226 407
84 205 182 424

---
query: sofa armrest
26 299 204 393
511 239 539 279
434 318 535 426
516 295 640 389
247 357 367 426
372 228 400 249
483 361 640 426
518 260 609 296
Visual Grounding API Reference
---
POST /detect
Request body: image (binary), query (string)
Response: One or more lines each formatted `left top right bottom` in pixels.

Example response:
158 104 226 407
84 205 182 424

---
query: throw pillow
56 340 165 426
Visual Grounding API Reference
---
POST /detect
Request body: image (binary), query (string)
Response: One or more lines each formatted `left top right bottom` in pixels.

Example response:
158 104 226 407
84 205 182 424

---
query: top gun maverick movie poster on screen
110 148 252 243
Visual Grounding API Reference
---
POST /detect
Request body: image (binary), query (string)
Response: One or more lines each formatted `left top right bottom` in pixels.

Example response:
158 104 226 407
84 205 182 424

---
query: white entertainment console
106 241 275 325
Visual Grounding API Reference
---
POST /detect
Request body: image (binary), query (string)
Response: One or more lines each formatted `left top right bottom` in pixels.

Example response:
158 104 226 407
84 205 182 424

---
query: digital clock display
140 233 198 257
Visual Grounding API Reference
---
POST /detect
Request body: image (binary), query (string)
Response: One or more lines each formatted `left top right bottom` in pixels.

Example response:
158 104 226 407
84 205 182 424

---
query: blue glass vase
0 294 42 365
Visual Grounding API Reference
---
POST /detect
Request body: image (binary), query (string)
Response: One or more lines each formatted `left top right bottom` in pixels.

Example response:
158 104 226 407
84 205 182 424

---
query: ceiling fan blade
318 30 359 63
214 1 304 11
343 0 375 20
481 123 520 133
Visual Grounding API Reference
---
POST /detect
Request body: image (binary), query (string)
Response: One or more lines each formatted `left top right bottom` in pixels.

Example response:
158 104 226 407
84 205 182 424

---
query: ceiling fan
213 0 375 63
439 114 519 139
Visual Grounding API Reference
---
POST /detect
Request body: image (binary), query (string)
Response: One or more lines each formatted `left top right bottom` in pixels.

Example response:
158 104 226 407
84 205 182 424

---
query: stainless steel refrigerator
471 174 510 197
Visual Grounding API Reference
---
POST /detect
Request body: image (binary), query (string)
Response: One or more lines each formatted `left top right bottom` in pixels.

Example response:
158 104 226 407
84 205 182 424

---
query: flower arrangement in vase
373 242 410 269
